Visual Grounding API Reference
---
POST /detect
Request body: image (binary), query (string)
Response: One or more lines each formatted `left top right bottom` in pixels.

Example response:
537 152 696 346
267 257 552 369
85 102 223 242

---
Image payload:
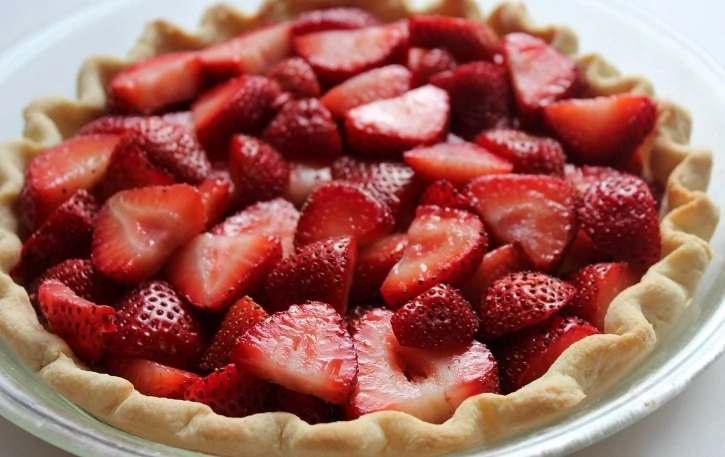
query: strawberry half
103 356 202 400
233 302 358 405
197 172 232 229
461 243 531 304
403 142 513 186
266 57 321 98
350 233 408 304
77 115 146 135
407 47 457 88
228 135 290 208
419 180 475 212
408 16 500 63
184 364 271 418
291 7 380 36
556 228 611 277
475 128 566 177
282 160 333 208
267 385 341 424
101 142 175 198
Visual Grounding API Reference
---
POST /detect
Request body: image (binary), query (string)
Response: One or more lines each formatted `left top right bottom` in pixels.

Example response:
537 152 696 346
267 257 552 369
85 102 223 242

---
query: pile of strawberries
12 7 662 424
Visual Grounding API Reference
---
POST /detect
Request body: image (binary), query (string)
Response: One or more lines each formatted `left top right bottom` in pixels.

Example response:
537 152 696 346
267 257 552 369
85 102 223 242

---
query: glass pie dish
0 0 722 456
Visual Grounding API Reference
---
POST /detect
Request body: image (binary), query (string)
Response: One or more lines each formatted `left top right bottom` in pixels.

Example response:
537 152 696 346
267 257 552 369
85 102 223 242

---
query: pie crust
0 1 719 456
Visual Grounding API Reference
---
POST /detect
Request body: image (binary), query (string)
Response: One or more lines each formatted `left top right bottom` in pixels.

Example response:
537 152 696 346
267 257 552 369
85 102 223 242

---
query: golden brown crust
0 1 719 456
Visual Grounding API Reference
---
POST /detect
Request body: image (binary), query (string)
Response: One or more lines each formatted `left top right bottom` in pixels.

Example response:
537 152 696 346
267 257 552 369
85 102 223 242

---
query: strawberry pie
0 0 719 456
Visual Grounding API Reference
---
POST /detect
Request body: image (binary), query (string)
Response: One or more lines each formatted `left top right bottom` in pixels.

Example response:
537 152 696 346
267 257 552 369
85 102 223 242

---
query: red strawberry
266 57 321 98
556 228 611 277
381 206 486 308
233 302 358 404
39 281 116 364
430 61 512 139
109 52 204 115
199 23 292 80
468 174 577 271
562 263 639 331
391 284 479 348
282 160 333 207
77 115 146 135
345 302 381 335
291 7 380 36
578 174 661 273
295 181 395 248
475 128 566 177
493 314 598 393
320 65 412 119
192 75 281 160
91 184 205 285
19 134 118 233
161 111 196 133
264 237 356 315
345 85 450 158
461 243 531 304
184 364 271 417
542 94 658 167
564 164 625 196
200 297 269 371
477 272 577 341
403 142 513 186
107 280 208 370
408 16 500 63
212 198 300 258
103 356 202 400
293 23 409 87
347 308 499 423
266 385 341 424
101 141 176 199
350 233 408 304
419 180 475 212
165 233 282 312
407 47 457 88
197 172 232 229
227 135 290 208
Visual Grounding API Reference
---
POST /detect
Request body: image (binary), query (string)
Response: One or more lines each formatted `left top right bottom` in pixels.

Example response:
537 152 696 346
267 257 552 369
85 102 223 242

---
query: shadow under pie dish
0 0 721 456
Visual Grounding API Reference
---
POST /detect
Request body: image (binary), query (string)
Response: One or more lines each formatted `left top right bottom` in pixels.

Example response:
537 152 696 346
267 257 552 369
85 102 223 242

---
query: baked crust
0 1 719 456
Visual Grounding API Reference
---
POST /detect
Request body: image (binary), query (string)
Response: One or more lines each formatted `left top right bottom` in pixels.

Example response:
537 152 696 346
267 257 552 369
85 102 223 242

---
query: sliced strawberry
261 98 342 160
564 164 625 196
197 172 232 229
233 302 358 404
320 65 412 119
199 23 292 80
345 302 381 335
293 23 409 87
212 198 300 258
266 57 321 98
542 94 658 167
165 233 282 312
184 364 271 418
264 237 356 315
347 308 499 423
266 385 341 424
227 135 290 208
345 85 450 158
350 233 408 304
295 181 395 248
107 280 208 370
478 272 577 341
493 314 598 393
282 160 333 207
161 111 196 133
419 180 475 212
77 116 146 135
103 356 202 400
109 52 204 115
578 174 661 273
39 281 116 364
461 243 531 304
468 174 577 271
101 142 176 198
475 128 566 177
381 206 486 308
192 75 281 160
291 7 380 36
408 16 500 63
91 184 205 285
556 228 611 277
19 134 118 232
403 142 513 186
407 47 457 88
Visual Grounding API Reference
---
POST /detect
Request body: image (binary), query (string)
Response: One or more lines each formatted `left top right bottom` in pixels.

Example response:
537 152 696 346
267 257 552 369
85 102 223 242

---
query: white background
1 1 724 456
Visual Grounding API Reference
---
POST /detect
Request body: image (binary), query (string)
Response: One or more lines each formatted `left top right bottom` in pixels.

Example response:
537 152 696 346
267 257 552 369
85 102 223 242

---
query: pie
0 0 719 456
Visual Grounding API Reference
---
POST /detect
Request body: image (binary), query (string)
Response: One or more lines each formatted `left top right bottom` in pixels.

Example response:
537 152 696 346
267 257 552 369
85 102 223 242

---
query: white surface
0 1 724 456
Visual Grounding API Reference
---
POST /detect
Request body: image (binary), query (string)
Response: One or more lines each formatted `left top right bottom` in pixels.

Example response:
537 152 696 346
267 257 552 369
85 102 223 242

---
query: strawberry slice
39 281 116 364
542 94 658 167
103 356 202 400
282 160 333 207
478 272 577 341
475 128 566 177
562 262 639 331
403 142 513 186
419 180 475 212
381 206 486 308
77 116 146 135
564 164 625 196
91 184 205 285
345 85 450 158
347 308 499 423
556 228 611 277
232 302 358 404
212 198 300 258
197 172 232 229
408 16 501 63
320 65 412 119
101 142 176 198
161 111 196 133
109 52 204 115
350 233 408 304
291 7 380 36
264 237 356 315
184 364 271 418
345 303 380 335
468 174 577 271
228 135 290 208
493 315 598 393
199 23 292 80
295 181 395 248
165 233 282 312
293 23 409 87
267 385 341 424
266 57 321 98
407 47 457 88
19 134 118 232
461 243 531 304
107 280 208 370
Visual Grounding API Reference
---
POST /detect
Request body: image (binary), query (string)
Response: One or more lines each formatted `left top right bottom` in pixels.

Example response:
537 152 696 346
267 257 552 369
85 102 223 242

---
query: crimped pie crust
0 1 719 456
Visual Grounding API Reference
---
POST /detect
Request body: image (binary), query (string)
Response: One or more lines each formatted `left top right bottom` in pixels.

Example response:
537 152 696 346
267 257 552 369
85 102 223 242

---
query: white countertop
1 1 724 456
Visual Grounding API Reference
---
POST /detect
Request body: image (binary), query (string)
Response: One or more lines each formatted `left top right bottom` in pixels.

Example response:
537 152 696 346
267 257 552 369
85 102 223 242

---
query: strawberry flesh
407 47 457 88
197 172 232 229
103 356 201 399
184 364 271 417
350 233 408 304
475 128 566 177
282 160 333 207
461 243 531 304
291 7 380 36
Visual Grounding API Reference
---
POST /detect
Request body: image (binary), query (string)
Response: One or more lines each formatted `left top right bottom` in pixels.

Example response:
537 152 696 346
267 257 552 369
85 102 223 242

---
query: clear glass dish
0 0 723 456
